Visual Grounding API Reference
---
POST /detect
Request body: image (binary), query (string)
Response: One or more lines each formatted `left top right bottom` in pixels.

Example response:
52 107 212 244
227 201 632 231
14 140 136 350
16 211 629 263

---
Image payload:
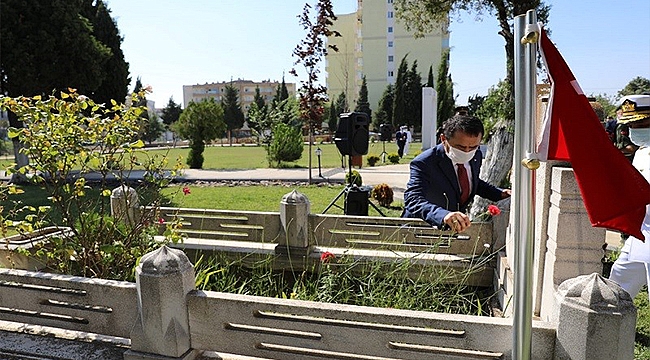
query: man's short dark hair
442 115 484 139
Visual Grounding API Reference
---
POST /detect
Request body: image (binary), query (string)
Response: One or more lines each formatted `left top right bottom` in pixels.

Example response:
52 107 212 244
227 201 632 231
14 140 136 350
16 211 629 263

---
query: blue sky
106 0 650 108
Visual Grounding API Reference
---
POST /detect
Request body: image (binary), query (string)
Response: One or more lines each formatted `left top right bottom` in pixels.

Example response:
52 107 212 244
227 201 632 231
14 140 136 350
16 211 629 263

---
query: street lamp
315 147 323 178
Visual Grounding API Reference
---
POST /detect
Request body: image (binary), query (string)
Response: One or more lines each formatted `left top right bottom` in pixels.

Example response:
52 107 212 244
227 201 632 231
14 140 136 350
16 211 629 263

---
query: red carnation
182 186 191 195
320 251 335 263
488 205 501 216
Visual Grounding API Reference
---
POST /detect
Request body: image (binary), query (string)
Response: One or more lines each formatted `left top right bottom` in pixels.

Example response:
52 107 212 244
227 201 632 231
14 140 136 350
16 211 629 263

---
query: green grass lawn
0 141 417 171
141 141 416 170
161 183 403 217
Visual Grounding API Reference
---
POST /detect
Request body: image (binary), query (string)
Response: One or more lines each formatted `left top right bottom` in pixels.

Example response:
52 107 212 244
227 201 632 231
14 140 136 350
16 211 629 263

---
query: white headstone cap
140 245 192 275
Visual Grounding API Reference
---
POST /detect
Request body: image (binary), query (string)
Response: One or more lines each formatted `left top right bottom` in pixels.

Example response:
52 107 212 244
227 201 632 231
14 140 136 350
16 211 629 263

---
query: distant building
182 79 296 111
326 0 449 114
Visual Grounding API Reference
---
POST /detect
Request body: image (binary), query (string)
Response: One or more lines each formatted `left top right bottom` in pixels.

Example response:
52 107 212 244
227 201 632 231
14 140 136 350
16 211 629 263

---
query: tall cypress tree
392 55 409 128
436 49 454 129
81 0 130 105
426 65 434 88
406 60 422 130
132 77 150 139
328 101 338 134
374 84 394 130
354 75 372 122
272 75 289 108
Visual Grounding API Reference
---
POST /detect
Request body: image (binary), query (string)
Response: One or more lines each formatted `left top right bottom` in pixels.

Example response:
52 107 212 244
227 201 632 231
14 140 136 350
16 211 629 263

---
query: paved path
181 163 410 200
1 163 412 200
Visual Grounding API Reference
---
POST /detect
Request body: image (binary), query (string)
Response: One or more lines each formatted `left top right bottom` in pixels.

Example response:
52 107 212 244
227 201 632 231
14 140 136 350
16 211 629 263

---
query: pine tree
354 75 372 122
253 86 267 113
161 97 183 126
222 83 245 143
247 87 269 144
173 98 226 169
336 91 348 113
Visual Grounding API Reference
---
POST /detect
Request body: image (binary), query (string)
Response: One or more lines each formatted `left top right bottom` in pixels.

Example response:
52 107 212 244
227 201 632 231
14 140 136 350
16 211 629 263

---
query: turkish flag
537 27 650 240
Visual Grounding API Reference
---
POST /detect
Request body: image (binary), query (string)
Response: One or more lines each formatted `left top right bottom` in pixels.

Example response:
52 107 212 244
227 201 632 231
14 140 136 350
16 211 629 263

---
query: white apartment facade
182 79 296 111
326 0 449 115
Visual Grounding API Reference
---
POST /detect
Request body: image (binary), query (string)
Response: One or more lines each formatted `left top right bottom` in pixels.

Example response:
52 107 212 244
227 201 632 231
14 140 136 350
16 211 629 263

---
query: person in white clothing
403 126 413 156
609 94 650 299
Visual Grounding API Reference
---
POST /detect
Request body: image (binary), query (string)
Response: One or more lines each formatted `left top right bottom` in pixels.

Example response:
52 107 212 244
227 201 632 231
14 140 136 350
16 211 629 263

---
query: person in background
605 115 617 141
396 126 406 157
403 126 413 156
609 94 650 299
402 114 511 232
616 121 639 162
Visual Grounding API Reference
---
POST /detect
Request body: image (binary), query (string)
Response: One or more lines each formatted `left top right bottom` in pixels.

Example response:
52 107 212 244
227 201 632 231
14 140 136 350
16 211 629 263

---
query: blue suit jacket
402 143 504 228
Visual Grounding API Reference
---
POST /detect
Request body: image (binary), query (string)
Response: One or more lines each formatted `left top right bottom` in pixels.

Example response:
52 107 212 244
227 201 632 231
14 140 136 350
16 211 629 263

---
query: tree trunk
10 139 29 184
470 119 514 219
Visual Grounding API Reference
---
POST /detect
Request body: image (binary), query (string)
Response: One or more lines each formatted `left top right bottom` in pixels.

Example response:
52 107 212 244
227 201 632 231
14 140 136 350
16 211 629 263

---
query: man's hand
443 211 471 233
501 189 512 199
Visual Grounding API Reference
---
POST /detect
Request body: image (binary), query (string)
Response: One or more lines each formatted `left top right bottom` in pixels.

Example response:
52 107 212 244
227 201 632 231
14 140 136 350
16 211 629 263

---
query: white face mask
445 142 477 164
630 127 650 148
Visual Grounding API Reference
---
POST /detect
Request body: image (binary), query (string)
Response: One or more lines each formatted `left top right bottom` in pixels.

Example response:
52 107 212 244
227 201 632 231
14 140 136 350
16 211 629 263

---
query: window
388 55 394 62
387 11 393 18
388 41 393 47
387 26 393 33
388 71 394 77
388 0 393 3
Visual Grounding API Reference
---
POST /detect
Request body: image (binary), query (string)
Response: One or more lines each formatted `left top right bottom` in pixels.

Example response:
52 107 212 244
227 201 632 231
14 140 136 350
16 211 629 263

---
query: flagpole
513 9 538 360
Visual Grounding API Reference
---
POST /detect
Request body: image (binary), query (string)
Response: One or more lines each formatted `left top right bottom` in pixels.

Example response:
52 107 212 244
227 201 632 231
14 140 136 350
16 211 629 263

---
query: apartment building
326 0 449 114
182 79 296 111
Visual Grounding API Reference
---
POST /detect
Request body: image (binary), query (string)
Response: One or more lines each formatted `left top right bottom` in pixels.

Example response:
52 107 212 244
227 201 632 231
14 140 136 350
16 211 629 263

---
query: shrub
371 183 394 207
0 89 177 281
268 122 304 167
366 155 380 167
345 169 363 186
387 152 400 164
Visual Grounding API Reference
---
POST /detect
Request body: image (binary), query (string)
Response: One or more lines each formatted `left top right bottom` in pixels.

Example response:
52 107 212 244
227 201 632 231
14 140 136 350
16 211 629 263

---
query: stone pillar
553 273 636 360
539 167 606 319
276 190 311 257
421 87 437 150
111 185 139 225
124 246 199 360
532 161 567 317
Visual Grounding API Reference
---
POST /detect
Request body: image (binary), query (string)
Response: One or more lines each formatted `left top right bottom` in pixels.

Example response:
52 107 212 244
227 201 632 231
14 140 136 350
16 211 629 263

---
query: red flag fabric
537 27 650 240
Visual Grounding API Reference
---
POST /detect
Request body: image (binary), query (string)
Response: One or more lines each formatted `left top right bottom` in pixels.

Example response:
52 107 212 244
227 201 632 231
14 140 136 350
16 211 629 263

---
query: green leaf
7 127 22 139
130 140 145 149
100 244 114 253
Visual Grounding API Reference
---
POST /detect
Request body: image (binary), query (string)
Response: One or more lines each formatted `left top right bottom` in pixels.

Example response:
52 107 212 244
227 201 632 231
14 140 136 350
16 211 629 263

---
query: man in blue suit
403 114 511 233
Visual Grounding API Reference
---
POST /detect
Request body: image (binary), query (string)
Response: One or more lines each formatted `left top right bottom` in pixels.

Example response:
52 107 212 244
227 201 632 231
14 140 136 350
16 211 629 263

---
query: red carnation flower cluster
320 251 335 263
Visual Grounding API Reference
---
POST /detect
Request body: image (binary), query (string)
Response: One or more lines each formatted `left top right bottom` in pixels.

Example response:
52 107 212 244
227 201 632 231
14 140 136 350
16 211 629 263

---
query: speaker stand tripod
380 141 388 163
322 156 386 217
